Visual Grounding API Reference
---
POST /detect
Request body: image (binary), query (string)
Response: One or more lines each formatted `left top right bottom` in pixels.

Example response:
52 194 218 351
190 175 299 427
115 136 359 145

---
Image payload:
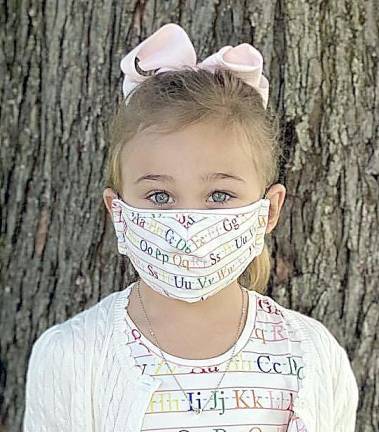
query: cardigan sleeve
332 343 359 432
23 323 73 432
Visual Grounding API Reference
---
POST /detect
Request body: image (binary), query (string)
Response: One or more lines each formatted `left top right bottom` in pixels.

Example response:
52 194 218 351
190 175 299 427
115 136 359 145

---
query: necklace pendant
194 407 202 415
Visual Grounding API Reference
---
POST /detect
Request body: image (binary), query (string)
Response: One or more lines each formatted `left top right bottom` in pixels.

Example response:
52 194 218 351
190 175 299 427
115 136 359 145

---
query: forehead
121 120 257 183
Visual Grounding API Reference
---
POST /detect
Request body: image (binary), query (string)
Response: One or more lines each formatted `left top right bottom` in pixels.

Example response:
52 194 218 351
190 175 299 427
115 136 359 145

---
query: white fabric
23 281 359 432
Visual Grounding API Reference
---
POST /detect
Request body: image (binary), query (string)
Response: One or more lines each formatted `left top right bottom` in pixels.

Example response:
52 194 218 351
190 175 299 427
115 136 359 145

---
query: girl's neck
126 278 249 360
133 278 243 323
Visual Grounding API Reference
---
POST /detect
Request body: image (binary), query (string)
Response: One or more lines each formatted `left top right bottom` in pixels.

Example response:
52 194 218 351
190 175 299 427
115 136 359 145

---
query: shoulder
24 290 125 430
30 288 123 362
251 289 344 353
250 289 359 425
250 289 358 385
251 293 359 426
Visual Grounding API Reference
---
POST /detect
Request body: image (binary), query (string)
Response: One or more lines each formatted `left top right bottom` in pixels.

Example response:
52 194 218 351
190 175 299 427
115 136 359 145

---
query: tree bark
0 1 377 431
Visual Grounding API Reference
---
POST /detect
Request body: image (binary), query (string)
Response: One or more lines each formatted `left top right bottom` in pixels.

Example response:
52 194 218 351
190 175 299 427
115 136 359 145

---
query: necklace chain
134 279 247 416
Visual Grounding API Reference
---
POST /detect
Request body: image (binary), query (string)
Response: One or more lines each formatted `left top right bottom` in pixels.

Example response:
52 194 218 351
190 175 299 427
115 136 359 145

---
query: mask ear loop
263 185 271 199
113 192 125 206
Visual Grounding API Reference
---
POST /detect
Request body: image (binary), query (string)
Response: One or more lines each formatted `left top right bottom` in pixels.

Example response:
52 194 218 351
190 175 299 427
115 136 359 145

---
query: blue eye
147 190 173 207
210 191 231 205
145 190 234 207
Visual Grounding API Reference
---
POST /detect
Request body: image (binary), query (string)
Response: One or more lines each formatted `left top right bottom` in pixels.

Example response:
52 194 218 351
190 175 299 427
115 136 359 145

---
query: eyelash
145 190 236 207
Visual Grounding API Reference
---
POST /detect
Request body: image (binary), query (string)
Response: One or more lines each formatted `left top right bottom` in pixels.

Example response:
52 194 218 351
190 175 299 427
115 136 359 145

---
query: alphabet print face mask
111 196 270 302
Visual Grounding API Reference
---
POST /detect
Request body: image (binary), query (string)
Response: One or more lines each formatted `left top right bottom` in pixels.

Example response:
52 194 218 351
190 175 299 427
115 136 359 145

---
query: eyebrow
134 172 246 184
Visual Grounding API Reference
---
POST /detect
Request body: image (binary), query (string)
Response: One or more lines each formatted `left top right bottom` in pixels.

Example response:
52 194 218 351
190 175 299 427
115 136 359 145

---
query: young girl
23 23 359 432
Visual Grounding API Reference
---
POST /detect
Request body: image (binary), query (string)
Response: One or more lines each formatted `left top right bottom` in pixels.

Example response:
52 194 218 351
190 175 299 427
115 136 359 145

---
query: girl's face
103 120 286 234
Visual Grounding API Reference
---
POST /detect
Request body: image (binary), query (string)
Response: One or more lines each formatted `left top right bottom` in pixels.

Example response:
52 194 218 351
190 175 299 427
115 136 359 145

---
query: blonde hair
105 67 282 294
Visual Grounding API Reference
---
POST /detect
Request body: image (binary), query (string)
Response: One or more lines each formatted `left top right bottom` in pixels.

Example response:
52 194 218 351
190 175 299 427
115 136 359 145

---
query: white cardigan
23 281 359 432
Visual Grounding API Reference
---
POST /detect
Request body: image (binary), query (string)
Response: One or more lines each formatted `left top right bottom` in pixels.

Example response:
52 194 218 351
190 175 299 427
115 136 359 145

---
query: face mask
111 194 270 302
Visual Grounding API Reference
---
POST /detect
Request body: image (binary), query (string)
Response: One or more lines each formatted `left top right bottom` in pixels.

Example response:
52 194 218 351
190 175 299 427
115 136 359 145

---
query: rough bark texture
0 1 377 431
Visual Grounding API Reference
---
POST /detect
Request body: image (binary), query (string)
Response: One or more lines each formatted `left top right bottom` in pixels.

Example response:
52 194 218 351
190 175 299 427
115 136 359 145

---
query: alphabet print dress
122 285 309 431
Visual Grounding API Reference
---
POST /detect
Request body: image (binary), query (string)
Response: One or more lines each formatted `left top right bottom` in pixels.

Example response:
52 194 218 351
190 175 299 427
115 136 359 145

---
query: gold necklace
135 279 247 416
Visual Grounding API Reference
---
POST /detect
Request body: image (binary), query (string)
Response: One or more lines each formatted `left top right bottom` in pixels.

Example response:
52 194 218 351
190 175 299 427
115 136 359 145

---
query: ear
263 183 286 234
103 188 119 217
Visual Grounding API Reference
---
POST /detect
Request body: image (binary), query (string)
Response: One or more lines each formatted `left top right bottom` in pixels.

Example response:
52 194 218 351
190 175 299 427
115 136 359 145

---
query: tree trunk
0 1 377 431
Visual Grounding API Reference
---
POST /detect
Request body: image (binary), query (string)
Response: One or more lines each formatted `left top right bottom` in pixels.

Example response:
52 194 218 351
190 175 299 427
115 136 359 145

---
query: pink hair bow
120 23 269 109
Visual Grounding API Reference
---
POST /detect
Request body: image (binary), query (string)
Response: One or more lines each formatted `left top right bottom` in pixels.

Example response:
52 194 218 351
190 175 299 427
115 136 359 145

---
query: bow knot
120 23 269 109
